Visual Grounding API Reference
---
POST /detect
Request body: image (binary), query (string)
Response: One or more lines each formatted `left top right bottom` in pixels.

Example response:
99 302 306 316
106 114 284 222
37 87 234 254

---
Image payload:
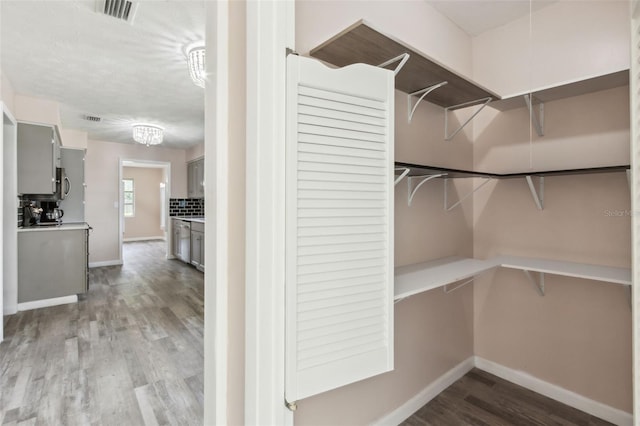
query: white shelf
495 255 631 286
394 255 631 301
394 256 497 300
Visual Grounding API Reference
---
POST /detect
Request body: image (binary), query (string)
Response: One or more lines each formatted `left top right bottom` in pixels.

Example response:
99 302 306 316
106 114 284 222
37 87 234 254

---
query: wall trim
89 260 123 268
474 357 633 426
123 236 165 242
371 357 475 425
18 295 78 311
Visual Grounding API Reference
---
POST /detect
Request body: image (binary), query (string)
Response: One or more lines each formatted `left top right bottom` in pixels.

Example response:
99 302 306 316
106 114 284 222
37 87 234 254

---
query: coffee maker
40 201 64 224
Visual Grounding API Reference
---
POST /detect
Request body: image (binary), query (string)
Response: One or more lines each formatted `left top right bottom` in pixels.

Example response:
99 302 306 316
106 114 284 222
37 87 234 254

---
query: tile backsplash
169 198 205 217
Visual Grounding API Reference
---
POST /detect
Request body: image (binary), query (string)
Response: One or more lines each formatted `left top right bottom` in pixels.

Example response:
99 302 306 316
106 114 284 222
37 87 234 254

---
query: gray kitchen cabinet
190 221 204 271
187 158 205 198
17 121 61 195
18 228 88 303
59 148 85 222
172 218 182 259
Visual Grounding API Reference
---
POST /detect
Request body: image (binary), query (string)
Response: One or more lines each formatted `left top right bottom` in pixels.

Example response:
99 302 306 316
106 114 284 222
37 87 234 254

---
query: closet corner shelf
310 20 629 112
394 255 631 301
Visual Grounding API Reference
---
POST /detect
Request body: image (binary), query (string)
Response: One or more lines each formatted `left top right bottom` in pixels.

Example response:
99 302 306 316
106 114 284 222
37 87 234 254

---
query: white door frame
245 0 294 424
118 158 171 261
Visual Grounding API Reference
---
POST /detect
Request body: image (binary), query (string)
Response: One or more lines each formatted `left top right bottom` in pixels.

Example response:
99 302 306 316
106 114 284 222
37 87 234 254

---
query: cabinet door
196 158 205 198
172 220 181 257
59 148 85 222
191 230 203 267
17 123 56 194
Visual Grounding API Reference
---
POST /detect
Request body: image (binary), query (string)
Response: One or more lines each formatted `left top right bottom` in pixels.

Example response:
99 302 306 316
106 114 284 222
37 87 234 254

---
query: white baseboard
123 236 165 242
18 295 78 311
474 357 632 426
372 357 475 425
89 259 123 268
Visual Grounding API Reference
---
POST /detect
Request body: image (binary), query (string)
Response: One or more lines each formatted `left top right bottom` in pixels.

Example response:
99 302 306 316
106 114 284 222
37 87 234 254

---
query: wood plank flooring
0 241 204 426
401 369 615 426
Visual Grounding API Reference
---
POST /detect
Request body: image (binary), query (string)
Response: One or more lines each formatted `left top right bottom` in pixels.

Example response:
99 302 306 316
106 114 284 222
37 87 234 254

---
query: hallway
0 241 204 425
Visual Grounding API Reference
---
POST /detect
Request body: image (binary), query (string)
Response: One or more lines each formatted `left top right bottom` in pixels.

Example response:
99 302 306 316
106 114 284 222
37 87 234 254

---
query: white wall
472 0 630 96
1 69 15 113
123 167 164 240
85 139 187 265
13 94 61 127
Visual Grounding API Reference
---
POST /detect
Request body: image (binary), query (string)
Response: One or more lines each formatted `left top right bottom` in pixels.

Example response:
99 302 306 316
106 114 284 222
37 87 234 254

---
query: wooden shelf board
395 162 629 180
490 70 629 111
495 255 631 286
310 20 500 109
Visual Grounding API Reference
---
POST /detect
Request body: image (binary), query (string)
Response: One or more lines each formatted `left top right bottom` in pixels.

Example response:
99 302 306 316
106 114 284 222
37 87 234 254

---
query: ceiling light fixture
186 42 206 88
132 124 164 147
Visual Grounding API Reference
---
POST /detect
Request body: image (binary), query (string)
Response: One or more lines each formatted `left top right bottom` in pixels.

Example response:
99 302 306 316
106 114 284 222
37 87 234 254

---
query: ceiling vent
83 115 102 122
96 0 138 24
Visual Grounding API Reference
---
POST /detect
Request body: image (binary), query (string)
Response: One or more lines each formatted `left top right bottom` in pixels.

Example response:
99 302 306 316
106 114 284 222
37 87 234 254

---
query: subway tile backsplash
169 198 205 217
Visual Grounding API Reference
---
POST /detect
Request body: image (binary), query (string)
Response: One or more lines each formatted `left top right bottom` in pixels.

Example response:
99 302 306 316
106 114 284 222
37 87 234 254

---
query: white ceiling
1 0 205 149
427 0 556 37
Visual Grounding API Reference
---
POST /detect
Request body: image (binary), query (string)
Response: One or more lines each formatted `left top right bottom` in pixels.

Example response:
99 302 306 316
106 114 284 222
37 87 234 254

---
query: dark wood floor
401 368 615 426
0 240 204 425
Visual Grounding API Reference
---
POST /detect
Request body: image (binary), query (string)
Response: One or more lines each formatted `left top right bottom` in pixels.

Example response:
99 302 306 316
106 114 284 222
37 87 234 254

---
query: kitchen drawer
191 221 204 233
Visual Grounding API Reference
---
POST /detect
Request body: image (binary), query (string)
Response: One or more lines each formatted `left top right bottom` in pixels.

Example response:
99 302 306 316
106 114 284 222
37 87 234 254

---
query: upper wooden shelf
310 20 629 112
310 20 500 109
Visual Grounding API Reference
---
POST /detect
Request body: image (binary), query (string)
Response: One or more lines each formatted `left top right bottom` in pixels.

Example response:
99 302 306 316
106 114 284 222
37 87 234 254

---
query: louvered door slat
286 55 394 402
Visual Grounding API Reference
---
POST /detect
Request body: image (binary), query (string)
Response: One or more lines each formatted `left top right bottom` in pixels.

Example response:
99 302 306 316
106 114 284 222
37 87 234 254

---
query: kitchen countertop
172 216 205 224
18 222 91 232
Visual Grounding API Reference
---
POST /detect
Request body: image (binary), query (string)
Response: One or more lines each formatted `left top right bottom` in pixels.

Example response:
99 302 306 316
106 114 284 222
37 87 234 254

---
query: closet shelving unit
311 20 632 302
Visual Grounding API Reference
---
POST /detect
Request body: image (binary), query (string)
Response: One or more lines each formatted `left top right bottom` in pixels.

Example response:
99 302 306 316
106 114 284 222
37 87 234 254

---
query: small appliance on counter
22 202 43 227
39 200 64 225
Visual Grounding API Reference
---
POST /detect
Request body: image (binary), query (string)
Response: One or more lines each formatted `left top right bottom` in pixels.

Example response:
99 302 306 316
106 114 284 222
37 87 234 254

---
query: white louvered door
285 54 394 402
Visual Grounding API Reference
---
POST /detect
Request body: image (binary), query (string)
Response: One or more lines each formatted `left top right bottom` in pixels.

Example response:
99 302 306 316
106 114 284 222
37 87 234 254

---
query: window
123 178 135 217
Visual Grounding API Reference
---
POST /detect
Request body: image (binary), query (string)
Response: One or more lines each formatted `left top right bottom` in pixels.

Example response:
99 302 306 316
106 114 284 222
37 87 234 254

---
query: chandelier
186 42 206 88
132 124 164 147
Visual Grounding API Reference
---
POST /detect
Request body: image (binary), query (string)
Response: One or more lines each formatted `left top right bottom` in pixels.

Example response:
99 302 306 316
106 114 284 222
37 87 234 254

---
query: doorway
118 159 171 262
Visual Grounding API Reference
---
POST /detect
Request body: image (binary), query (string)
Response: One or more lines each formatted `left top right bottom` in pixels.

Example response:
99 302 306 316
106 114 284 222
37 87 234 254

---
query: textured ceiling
427 0 556 37
1 0 205 149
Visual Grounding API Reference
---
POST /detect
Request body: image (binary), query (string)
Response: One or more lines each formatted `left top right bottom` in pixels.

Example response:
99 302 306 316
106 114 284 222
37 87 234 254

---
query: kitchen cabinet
187 158 205 198
59 148 85 222
17 121 61 195
190 221 204 271
172 218 181 259
18 227 88 303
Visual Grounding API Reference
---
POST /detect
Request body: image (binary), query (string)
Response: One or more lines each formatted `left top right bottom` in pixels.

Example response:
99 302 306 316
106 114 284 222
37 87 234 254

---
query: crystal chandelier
187 42 206 88
132 124 164 147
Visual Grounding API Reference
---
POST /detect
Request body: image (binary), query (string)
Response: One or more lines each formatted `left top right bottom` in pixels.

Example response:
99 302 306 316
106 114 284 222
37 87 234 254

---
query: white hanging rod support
525 175 544 210
407 174 446 206
523 270 545 296
443 277 475 294
444 178 491 211
394 167 410 186
523 94 544 137
378 53 410 76
444 97 492 141
408 82 448 123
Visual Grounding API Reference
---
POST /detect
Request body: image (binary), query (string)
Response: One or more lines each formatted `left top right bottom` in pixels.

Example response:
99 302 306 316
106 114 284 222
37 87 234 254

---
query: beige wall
123 167 164 241
85 139 187 264
13 94 61 127
60 128 88 149
473 88 632 412
186 143 204 162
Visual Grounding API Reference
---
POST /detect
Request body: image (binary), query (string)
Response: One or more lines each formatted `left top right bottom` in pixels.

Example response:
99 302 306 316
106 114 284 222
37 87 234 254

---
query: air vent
83 115 102 122
96 0 138 24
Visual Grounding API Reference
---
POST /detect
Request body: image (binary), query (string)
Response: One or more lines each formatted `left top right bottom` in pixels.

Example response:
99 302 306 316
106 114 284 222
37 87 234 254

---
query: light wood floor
0 241 204 425
401 368 615 426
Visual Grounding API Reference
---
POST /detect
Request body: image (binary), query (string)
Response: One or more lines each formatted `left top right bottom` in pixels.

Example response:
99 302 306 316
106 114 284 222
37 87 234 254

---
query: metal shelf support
524 94 544 137
408 174 446 206
394 167 410 186
408 82 448 123
378 53 410 76
444 178 491 211
444 97 492 141
526 176 544 210
523 270 545 296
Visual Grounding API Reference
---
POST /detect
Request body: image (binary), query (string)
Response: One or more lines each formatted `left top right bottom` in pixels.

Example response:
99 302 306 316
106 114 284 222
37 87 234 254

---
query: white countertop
172 216 205 223
18 222 90 232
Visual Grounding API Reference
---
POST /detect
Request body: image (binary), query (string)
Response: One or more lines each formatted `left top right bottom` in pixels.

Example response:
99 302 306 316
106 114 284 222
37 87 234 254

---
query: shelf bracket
444 97 492 141
523 270 545 296
443 277 475 294
394 167 410 186
444 178 491 211
408 82 448 123
408 174 446 206
525 176 544 210
523 94 544 137
378 53 410 76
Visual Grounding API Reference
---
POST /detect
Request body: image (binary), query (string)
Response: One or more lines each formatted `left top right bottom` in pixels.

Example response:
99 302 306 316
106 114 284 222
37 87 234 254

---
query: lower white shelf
394 255 631 300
